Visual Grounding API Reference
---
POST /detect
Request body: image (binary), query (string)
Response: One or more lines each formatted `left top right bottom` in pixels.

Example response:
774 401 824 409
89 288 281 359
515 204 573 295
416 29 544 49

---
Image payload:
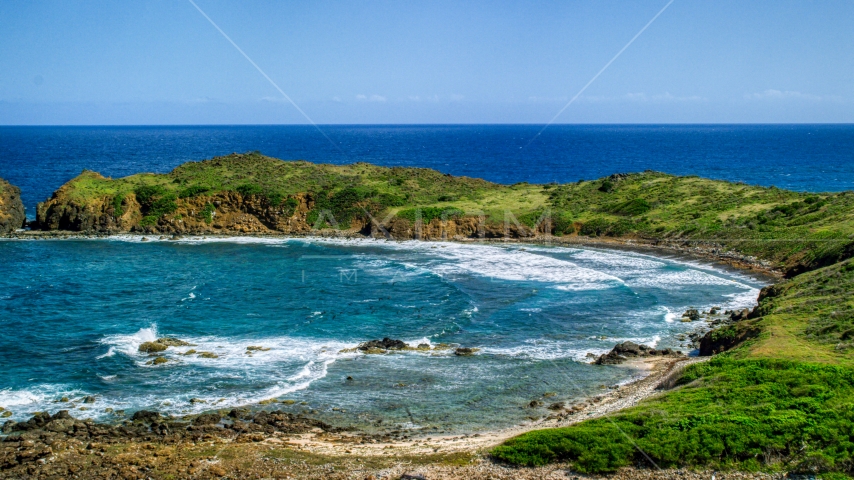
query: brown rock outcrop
0 177 26 234
594 341 682 365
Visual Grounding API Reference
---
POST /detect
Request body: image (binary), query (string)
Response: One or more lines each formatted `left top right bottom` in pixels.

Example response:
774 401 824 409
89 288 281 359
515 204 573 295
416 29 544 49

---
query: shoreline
1 356 712 479
2 228 783 279
276 355 706 457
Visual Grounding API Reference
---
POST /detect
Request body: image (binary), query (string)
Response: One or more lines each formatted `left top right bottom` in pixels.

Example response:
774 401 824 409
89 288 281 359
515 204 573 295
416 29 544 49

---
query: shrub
611 198 652 216
377 193 406 207
134 185 177 224
578 218 611 237
599 180 614 193
396 207 465 224
134 185 166 206
112 194 124 217
235 183 263 197
140 215 159 227
279 197 299 216
552 216 575 236
309 187 378 228
178 185 210 198
266 192 284 207
200 203 215 224
606 219 635 236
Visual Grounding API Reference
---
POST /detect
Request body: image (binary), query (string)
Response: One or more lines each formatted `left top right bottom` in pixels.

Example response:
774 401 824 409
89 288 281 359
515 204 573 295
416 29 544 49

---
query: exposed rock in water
454 347 480 356
139 337 194 353
683 309 701 321
156 337 193 347
0 177 26 235
594 341 682 365
138 342 167 353
357 338 408 351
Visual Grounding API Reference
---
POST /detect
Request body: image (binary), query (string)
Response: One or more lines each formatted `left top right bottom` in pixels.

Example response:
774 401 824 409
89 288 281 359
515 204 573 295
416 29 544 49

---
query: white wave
298 238 625 290
627 269 754 289
107 234 292 245
96 347 116 359
402 336 433 347
720 288 761 310
479 339 611 362
98 325 158 358
662 307 679 323
553 283 615 292
0 388 46 408
0 385 96 420
569 248 666 270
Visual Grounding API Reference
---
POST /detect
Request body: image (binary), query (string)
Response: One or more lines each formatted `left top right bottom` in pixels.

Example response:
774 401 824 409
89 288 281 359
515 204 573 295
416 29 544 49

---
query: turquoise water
0 237 763 432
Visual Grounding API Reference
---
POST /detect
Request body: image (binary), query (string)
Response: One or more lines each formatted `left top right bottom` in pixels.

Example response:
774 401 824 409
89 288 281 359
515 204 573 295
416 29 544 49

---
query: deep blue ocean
0 124 849 433
1 124 853 217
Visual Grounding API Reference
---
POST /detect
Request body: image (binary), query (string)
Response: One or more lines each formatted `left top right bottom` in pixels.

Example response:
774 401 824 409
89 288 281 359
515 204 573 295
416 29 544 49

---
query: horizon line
1 122 853 127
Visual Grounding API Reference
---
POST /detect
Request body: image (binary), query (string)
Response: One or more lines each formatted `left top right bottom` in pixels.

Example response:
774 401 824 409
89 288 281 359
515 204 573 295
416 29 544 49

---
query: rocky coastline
0 314 765 479
1 355 717 479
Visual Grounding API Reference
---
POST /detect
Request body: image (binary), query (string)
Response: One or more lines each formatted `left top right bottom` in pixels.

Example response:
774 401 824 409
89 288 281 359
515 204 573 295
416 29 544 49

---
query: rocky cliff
0 177 25 234
33 167 549 240
35 185 544 240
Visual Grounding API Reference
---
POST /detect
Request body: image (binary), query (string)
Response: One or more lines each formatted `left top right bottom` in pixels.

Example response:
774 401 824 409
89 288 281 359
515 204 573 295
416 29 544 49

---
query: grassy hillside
493 257 854 474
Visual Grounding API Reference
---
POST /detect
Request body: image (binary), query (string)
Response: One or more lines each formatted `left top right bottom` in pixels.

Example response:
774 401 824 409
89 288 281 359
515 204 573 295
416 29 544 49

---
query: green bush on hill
178 185 210 198
112 194 124 217
200 203 215 224
235 183 264 197
396 207 465 224
134 185 177 227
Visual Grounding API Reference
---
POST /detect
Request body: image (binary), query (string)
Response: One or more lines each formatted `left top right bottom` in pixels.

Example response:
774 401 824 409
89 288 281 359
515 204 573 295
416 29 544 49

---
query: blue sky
1 0 852 124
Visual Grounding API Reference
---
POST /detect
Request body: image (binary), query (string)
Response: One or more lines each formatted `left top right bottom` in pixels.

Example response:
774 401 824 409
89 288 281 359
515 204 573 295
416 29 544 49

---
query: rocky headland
11 152 853 277
0 177 25 235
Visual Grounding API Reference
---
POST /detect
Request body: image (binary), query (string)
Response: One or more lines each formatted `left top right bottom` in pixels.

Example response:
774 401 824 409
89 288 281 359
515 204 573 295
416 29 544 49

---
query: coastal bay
2 150 854 477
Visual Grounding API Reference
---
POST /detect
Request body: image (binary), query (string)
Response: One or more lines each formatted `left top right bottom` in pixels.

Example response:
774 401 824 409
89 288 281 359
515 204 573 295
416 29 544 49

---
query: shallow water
0 237 764 433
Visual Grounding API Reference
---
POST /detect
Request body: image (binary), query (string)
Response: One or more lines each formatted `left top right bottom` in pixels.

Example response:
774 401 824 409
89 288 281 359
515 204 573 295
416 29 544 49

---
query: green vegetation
178 185 210 199
134 185 177 227
200 203 215 224
493 357 854 473
111 194 124 217
396 206 465 223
